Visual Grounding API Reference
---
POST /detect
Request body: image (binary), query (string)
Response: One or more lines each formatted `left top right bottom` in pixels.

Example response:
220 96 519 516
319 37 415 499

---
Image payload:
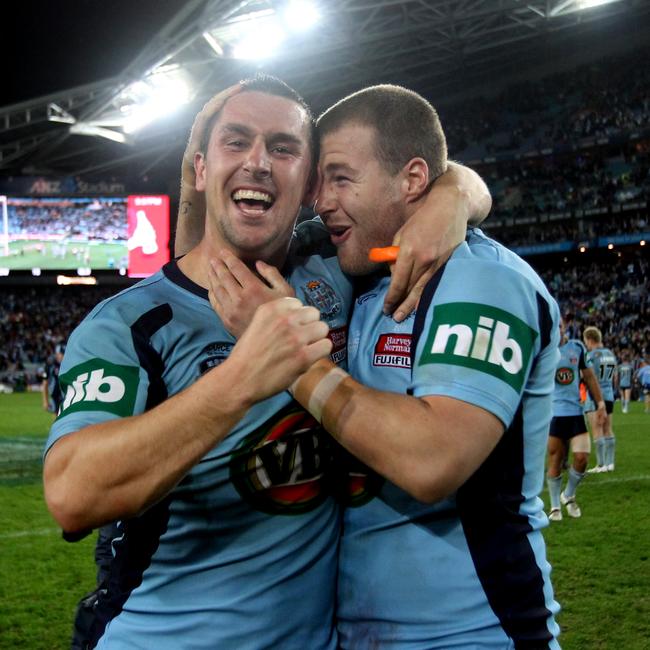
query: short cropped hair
200 73 316 161
316 84 447 179
583 326 603 344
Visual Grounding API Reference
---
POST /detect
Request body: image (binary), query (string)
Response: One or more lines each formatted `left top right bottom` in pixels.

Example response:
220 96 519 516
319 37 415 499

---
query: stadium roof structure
1 0 649 184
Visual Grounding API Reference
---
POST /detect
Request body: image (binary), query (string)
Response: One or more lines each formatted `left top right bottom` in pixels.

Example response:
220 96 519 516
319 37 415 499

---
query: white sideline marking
586 474 650 486
0 527 58 540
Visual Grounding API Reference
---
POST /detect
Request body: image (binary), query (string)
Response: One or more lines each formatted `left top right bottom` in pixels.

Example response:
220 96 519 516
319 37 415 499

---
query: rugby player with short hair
583 326 618 473
546 319 606 521
616 355 634 413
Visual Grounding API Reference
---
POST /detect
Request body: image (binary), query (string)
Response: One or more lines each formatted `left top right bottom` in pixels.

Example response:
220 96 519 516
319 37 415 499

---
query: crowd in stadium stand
0 287 116 387
439 46 650 248
442 47 649 159
485 214 648 248
7 199 127 241
482 145 649 219
541 252 649 364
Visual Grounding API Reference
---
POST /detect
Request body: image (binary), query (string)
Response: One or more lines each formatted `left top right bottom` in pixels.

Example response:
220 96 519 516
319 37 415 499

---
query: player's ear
195 152 207 191
401 157 429 203
302 165 322 211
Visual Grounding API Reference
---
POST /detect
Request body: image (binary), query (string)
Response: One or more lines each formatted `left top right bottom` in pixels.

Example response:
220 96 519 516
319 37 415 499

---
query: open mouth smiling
232 189 275 215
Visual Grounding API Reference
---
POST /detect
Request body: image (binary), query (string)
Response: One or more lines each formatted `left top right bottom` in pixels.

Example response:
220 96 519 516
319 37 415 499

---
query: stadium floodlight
203 1 320 61
577 0 619 9
282 0 319 32
121 73 190 134
231 17 286 60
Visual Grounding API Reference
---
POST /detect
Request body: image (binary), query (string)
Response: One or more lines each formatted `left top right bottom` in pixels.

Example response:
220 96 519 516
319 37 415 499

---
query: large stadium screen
0 195 170 277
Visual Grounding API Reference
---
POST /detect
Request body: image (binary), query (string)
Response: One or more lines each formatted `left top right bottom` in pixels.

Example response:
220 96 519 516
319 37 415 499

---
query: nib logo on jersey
230 404 331 515
419 303 538 392
58 359 140 417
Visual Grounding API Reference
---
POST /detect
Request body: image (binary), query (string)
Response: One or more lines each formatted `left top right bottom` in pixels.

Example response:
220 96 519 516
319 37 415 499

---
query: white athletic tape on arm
307 367 349 423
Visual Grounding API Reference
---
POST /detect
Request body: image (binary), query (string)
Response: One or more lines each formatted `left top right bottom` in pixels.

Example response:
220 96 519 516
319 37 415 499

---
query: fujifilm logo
419 302 538 391
58 359 140 418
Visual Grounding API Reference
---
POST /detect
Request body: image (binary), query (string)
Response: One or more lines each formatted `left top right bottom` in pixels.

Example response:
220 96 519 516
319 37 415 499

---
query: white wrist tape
307 367 349 423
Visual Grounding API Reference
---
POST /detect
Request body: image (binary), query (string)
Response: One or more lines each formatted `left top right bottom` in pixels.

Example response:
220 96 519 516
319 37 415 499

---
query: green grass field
0 392 648 648
0 240 127 270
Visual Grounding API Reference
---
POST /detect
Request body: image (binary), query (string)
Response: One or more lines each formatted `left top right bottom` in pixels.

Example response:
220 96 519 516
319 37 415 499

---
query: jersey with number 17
586 347 617 401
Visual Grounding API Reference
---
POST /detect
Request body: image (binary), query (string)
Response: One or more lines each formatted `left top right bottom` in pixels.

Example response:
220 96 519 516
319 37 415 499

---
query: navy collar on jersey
163 258 209 300
162 256 294 300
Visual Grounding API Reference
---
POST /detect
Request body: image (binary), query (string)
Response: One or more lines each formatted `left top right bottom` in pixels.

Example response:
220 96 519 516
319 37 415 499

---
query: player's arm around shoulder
44 299 331 533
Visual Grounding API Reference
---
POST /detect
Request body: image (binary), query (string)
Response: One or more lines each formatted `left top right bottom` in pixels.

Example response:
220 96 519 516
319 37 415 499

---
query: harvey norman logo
373 333 411 368
419 302 537 392
58 359 140 418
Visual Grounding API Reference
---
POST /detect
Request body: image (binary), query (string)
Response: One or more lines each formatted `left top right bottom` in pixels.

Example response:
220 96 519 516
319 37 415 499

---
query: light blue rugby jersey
552 339 587 417
45 220 352 650
339 228 561 650
585 347 617 404
617 362 633 389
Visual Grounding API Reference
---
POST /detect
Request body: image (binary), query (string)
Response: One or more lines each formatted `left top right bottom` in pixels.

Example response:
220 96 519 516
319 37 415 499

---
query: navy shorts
549 415 588 440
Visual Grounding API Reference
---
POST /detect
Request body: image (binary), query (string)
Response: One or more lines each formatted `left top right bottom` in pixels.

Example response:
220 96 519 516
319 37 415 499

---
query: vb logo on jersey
230 404 331 515
419 302 537 392
556 367 575 385
58 359 140 418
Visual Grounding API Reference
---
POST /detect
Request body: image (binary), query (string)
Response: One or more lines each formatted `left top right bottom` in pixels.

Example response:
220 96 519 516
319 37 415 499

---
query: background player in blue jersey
636 360 650 413
215 85 562 648
46 76 490 650
546 320 605 521
40 343 65 415
583 326 618 472
616 355 634 413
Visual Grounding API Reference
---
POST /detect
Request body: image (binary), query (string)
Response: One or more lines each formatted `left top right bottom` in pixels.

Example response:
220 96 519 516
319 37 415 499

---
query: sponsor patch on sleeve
373 333 411 368
328 325 348 365
418 302 537 392
57 359 140 418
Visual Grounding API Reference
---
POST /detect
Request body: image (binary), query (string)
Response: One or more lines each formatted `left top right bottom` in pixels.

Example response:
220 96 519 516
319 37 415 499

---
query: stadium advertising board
127 195 170 278
0 194 169 278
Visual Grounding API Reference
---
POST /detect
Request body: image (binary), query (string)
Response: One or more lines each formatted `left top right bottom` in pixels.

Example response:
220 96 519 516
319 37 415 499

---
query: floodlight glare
232 19 286 59
122 76 190 134
283 0 319 32
577 0 619 9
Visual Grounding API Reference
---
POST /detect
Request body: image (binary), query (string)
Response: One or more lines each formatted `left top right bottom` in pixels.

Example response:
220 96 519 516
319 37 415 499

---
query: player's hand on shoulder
208 250 295 338
227 297 332 402
384 181 467 322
